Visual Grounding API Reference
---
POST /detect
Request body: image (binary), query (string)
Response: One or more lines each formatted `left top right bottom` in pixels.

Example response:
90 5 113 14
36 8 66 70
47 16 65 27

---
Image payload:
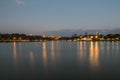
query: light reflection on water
51 41 55 62
77 41 87 64
13 42 18 72
83 41 87 56
13 42 17 63
29 51 35 71
89 42 99 72
77 41 84 63
1 41 120 80
42 42 48 73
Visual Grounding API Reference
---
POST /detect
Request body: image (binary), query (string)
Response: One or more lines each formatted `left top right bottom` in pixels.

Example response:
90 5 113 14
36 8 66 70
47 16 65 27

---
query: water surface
0 41 120 80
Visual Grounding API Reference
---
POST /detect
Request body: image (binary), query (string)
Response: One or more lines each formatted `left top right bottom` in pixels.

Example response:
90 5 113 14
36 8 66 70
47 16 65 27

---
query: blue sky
0 0 120 34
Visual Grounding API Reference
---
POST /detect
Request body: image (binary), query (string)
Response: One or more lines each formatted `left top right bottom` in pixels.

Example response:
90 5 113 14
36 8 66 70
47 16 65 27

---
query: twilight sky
0 0 120 34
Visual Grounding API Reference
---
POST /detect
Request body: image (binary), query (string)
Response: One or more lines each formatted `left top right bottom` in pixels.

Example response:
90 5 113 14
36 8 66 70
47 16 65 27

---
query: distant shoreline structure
0 32 120 42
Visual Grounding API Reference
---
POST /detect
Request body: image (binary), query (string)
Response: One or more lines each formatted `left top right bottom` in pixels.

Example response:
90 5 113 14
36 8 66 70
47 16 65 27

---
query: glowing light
42 42 48 73
51 41 55 61
89 41 99 72
13 42 18 71
77 41 84 63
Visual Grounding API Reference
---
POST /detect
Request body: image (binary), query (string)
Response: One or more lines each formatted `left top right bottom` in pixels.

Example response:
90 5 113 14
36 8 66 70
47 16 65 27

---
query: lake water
0 41 120 80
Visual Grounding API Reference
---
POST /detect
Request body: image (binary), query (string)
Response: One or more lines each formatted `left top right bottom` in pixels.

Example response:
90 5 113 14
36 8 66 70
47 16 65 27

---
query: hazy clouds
16 0 24 6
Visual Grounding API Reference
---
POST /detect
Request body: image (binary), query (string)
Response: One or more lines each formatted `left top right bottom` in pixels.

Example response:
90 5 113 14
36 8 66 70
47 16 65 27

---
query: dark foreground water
0 41 120 80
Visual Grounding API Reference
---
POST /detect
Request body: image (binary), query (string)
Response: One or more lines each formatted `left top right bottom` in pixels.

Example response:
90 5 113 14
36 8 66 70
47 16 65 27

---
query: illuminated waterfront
0 41 120 80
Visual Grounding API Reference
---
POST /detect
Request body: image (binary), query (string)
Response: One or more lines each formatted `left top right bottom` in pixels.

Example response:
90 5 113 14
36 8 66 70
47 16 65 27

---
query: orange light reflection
13 42 18 71
77 41 84 63
51 41 55 61
89 41 99 72
13 42 17 61
42 42 48 73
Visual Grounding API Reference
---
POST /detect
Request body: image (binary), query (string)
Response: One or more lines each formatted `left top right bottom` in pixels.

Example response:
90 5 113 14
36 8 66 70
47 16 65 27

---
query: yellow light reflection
112 41 115 51
80 41 83 57
99 42 104 53
18 43 22 56
13 42 17 61
29 51 35 71
18 42 22 62
13 42 18 71
77 41 84 63
42 42 48 72
89 41 99 72
83 41 86 55
116 42 119 54
56 41 61 58
106 42 110 54
51 41 55 61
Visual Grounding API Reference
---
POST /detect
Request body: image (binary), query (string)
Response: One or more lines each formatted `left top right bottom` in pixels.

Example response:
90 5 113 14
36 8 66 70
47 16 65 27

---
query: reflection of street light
13 42 18 71
13 42 17 62
89 42 99 72
77 41 85 64
51 41 55 61
42 42 48 73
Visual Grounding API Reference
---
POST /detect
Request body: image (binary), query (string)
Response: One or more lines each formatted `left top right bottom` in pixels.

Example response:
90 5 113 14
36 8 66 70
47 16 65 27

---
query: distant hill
43 28 120 37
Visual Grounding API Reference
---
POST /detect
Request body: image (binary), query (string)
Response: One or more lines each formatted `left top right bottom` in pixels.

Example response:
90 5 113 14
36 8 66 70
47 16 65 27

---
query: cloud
16 0 24 6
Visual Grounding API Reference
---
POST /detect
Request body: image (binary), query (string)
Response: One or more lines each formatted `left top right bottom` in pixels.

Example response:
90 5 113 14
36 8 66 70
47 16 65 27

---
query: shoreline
0 40 120 43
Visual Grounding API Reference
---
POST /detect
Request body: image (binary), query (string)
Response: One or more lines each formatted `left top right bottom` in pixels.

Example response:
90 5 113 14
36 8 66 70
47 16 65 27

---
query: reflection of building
89 42 99 71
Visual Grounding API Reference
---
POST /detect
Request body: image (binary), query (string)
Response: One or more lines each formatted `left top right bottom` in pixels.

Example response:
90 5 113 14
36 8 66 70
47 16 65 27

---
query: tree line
0 33 120 42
